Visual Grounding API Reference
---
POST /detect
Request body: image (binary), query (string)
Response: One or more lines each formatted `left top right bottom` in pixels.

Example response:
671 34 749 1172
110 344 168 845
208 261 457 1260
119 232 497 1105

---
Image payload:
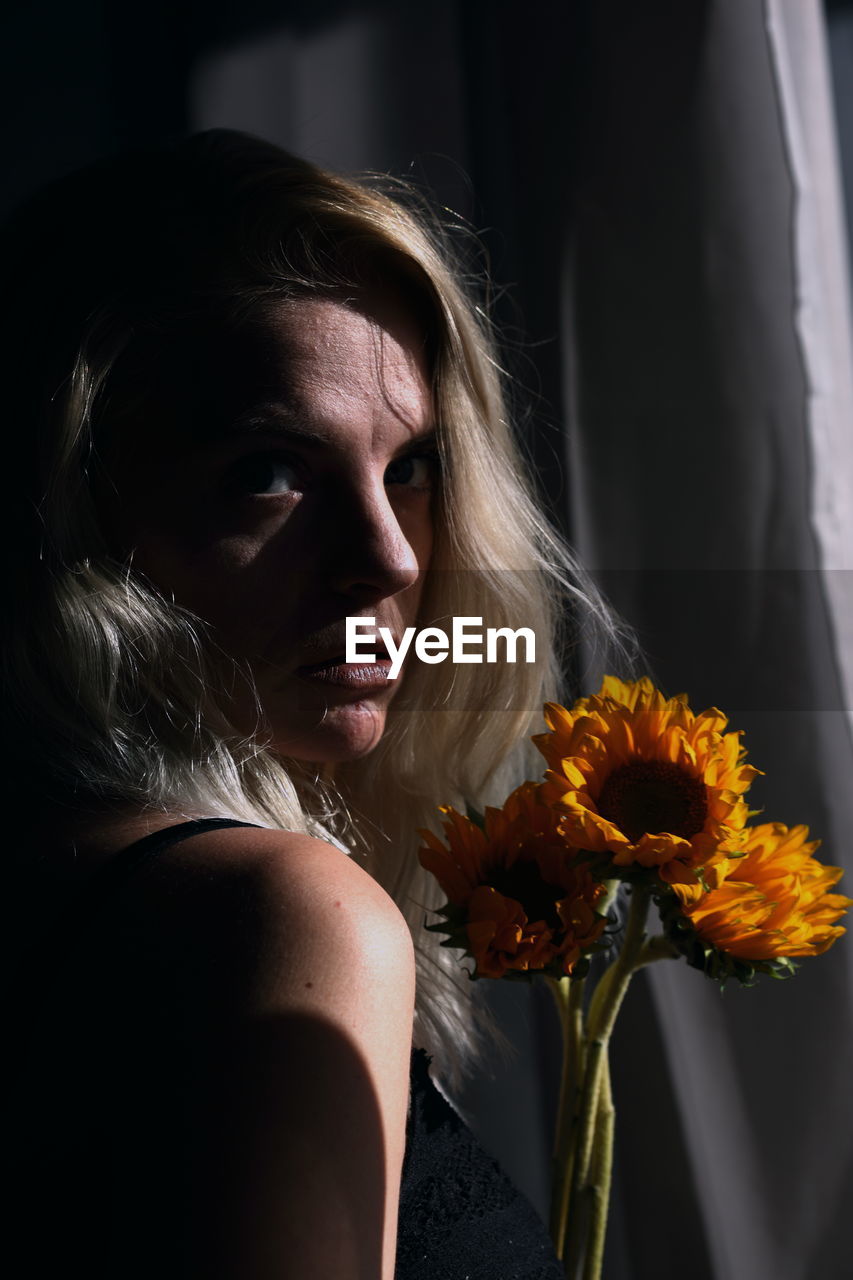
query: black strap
51 817 262 933
13 819 263 1007
84 816 262 904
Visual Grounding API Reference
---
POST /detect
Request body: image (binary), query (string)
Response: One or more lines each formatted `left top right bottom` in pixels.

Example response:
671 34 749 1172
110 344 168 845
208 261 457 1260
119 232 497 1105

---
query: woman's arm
119 826 417 1280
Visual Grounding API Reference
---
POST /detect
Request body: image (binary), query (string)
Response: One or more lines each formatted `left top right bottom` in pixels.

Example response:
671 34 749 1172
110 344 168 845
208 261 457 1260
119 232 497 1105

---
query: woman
3 130 621 1278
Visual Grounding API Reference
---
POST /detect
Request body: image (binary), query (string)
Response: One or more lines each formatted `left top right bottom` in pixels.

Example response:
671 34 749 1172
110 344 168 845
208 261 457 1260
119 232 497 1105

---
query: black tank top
10 819 562 1280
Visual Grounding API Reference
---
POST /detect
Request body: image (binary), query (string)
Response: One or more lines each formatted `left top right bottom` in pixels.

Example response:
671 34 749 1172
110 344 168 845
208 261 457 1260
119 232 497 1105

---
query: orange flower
419 782 608 979
666 822 851 979
534 676 758 885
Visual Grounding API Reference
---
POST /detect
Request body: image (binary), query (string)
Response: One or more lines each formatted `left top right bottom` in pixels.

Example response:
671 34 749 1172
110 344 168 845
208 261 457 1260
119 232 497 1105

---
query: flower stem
637 933 680 966
548 975 586 1257
582 1049 614 1280
563 884 652 1278
592 884 652 1037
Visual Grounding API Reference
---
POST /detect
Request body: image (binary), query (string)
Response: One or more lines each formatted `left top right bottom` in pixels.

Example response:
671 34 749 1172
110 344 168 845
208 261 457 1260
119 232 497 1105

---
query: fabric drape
565 2 853 1277
189 2 853 1275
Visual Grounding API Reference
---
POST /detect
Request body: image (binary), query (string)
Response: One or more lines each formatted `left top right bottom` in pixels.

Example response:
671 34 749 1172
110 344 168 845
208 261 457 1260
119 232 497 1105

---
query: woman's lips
295 654 394 690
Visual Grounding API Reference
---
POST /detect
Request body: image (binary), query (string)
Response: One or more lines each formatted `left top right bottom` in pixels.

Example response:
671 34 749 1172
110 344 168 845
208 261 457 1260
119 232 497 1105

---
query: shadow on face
97 289 440 763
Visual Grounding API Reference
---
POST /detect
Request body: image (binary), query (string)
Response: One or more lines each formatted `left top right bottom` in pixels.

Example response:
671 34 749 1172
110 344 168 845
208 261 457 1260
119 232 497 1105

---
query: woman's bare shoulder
116 822 416 999
89 824 416 1279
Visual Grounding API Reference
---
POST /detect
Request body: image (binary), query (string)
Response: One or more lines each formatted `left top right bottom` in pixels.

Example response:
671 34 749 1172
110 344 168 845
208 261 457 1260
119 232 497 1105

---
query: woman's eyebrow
209 403 438 449
392 427 439 453
202 402 338 448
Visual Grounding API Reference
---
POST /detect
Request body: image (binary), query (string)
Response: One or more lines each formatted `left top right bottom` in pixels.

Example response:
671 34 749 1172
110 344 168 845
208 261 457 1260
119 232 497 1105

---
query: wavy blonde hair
1 130 629 1086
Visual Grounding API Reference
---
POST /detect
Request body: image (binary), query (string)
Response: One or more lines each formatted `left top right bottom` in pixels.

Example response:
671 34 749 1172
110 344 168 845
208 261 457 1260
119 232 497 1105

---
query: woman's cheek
389 490 435 570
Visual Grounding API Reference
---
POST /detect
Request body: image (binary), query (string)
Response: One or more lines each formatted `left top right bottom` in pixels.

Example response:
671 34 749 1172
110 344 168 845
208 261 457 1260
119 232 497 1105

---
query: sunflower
418 781 608 980
534 676 759 884
664 822 851 980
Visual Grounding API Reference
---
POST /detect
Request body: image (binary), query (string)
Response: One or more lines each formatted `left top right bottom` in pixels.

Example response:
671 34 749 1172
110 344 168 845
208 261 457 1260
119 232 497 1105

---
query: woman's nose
326 482 424 604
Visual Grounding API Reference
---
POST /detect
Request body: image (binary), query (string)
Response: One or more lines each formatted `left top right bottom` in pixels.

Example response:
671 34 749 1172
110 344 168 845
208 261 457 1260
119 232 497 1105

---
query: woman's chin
269 696 389 764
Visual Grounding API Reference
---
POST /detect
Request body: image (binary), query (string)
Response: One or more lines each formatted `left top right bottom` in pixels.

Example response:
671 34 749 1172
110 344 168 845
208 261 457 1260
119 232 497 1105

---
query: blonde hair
1 130 629 1086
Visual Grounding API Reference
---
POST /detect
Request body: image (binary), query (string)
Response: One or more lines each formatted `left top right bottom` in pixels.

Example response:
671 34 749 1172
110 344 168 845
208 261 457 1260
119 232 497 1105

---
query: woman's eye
384 453 437 490
227 453 300 496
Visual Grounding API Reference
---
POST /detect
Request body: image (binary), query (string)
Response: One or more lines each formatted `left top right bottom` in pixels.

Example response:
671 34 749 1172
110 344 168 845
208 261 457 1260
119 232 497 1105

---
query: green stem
636 933 680 966
546 975 571 1163
547 975 586 1258
582 1049 614 1280
590 885 652 1041
563 885 652 1279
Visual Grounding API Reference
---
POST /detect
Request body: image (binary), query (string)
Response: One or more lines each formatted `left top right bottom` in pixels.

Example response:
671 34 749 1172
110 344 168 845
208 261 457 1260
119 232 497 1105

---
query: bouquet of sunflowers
419 677 850 1280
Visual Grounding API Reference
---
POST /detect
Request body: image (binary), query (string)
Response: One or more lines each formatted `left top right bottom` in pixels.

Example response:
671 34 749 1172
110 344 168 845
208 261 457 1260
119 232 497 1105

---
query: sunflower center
488 859 564 928
596 760 707 843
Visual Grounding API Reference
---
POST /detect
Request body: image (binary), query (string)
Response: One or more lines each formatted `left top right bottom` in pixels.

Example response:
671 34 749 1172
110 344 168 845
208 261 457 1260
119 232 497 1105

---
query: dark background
2 1 851 525
3 4 852 1278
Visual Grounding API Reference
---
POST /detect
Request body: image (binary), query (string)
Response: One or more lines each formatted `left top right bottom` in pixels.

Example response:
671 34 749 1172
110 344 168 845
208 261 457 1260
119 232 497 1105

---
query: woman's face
102 291 436 763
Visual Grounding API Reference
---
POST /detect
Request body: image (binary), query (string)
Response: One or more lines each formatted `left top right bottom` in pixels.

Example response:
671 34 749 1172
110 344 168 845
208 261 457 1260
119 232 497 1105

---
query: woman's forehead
260 298 431 422
108 293 435 447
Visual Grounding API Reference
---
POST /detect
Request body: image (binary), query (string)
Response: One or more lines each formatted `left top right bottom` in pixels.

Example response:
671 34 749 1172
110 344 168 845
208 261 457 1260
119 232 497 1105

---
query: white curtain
188 2 853 1274
565 2 853 1276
